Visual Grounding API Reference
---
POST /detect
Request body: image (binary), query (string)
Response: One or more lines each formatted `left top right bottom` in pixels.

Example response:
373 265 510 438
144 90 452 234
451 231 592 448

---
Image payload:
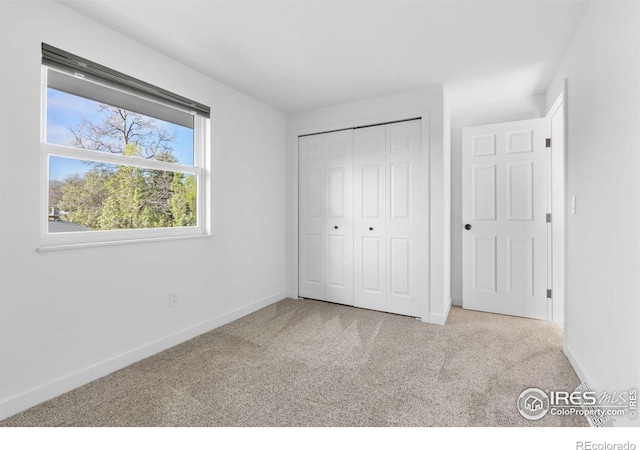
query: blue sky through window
47 88 194 181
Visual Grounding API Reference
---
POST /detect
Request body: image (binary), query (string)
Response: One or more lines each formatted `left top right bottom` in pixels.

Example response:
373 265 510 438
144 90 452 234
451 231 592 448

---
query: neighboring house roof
48 220 93 233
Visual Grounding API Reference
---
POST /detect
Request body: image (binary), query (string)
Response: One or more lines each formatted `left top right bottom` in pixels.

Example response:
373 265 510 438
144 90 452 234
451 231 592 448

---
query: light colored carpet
0 298 586 427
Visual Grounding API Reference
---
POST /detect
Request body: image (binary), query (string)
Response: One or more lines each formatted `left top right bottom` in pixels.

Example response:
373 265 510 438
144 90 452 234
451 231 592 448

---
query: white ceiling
60 1 589 114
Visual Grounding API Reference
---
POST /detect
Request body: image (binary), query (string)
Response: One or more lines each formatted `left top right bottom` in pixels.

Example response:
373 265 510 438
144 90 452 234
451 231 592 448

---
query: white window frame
39 66 210 251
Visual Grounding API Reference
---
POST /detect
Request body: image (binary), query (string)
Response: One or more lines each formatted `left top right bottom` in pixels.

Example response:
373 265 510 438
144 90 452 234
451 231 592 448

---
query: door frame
546 82 567 325
291 110 432 321
459 87 567 323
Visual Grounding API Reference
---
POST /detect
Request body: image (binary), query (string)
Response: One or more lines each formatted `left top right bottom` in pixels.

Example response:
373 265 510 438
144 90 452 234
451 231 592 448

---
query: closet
298 119 426 317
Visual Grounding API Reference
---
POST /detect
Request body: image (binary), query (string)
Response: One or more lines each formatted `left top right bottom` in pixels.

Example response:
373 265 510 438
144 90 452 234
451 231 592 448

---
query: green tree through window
51 103 197 231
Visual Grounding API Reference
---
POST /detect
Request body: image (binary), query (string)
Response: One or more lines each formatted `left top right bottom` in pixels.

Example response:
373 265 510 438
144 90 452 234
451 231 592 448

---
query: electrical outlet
169 292 178 308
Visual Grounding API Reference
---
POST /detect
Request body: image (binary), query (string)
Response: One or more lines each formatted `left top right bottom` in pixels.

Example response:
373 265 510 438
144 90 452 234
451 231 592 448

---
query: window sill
37 232 210 252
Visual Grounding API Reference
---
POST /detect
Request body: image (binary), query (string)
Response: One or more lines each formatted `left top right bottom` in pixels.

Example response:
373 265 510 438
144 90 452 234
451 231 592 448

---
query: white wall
545 1 640 426
287 87 451 324
0 1 289 420
450 95 547 305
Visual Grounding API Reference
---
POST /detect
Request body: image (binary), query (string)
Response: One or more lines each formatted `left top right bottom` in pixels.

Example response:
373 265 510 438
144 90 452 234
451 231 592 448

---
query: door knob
334 225 338 229
464 224 472 230
369 227 374 231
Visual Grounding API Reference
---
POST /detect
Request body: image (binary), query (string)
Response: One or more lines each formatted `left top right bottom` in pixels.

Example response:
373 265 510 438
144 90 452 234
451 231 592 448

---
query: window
40 44 210 249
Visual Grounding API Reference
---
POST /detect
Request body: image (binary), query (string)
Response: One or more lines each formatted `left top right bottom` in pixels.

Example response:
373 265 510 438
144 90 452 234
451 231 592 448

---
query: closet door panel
386 120 425 317
298 135 325 300
324 130 354 305
354 125 386 311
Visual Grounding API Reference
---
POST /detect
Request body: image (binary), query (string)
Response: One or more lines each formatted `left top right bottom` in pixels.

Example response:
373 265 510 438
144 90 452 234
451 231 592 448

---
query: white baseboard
427 301 451 325
451 297 463 307
563 341 630 427
0 290 289 421
563 341 590 387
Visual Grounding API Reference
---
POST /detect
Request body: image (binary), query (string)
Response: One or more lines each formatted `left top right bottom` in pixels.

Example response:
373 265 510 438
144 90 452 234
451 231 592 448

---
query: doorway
461 92 565 322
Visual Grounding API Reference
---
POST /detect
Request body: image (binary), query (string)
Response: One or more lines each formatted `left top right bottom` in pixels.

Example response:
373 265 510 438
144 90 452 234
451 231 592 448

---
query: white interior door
298 130 354 306
462 119 548 320
353 119 425 317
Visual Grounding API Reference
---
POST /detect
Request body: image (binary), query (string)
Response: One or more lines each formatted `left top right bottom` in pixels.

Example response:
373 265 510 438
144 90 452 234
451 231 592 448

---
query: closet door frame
293 111 431 321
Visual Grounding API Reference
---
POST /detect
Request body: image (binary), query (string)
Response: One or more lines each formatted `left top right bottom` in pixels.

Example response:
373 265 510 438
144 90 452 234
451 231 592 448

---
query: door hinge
546 138 551 148
547 289 552 299
546 213 552 223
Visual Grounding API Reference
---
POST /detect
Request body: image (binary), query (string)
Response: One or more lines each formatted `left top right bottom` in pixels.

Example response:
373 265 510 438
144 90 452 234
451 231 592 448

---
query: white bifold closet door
354 120 426 317
299 119 425 317
298 129 354 306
